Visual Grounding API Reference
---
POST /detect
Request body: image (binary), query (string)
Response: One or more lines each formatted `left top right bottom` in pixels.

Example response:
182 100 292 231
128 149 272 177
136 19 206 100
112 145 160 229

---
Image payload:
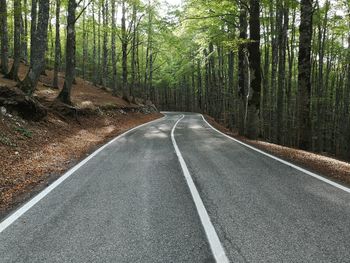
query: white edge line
0 115 167 233
201 115 350 194
171 115 230 263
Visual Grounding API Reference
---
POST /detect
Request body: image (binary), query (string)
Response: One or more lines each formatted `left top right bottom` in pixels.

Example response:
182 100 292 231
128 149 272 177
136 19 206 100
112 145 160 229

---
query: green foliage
15 127 33 138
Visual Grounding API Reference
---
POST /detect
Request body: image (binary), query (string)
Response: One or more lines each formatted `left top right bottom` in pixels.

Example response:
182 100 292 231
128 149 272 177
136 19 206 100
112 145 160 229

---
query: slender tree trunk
102 0 108 87
131 3 137 98
7 0 21 80
111 0 117 94
297 0 314 150
121 0 128 100
97 3 101 84
276 0 288 144
21 0 28 62
53 0 61 88
238 4 247 135
57 0 76 104
92 1 97 85
30 0 37 65
0 0 9 74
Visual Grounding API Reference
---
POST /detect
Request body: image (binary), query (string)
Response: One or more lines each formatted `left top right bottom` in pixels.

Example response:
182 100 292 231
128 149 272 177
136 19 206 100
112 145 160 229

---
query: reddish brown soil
204 115 350 187
0 62 161 216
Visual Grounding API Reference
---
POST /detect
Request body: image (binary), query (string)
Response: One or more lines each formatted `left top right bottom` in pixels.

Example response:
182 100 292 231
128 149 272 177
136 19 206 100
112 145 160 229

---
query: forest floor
0 62 161 218
204 115 350 188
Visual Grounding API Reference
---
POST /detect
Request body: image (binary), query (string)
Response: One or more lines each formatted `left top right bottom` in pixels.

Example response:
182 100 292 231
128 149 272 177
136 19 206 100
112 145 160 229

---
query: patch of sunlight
144 131 168 139
189 124 203 130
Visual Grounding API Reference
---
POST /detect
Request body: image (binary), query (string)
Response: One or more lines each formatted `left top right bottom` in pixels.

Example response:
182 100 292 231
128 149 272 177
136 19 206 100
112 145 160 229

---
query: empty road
1 112 350 262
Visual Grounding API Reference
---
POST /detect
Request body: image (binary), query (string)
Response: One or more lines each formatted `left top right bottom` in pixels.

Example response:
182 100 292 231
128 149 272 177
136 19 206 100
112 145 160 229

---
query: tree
19 0 50 94
53 0 61 88
246 0 262 139
111 0 117 94
7 0 22 81
297 0 313 150
0 0 9 74
121 0 129 100
57 0 77 104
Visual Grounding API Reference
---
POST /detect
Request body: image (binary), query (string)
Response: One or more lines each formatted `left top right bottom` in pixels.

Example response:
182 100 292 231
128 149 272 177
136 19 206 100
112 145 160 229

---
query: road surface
1 112 350 262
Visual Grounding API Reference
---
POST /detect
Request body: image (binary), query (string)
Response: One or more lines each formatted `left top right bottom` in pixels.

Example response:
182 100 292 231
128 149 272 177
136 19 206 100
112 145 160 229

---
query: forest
0 0 350 161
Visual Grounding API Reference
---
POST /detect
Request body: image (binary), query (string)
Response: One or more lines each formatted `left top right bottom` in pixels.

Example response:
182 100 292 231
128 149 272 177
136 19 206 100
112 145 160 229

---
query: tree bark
238 4 247 135
111 0 117 94
0 0 9 74
7 0 22 81
297 0 313 150
121 0 128 100
53 0 61 88
246 0 262 139
57 0 76 104
19 0 50 95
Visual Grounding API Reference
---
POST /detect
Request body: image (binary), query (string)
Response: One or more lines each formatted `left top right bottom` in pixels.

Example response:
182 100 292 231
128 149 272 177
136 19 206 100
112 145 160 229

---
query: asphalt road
1 112 350 262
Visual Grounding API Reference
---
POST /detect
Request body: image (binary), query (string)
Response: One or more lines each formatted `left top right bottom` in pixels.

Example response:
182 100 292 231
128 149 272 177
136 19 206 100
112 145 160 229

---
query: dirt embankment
204 115 350 187
0 63 161 217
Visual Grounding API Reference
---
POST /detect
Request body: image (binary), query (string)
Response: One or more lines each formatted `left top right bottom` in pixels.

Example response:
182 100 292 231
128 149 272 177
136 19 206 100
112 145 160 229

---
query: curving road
1 112 350 262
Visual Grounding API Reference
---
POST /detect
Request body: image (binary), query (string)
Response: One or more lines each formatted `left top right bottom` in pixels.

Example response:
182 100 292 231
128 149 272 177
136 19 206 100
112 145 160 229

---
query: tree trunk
246 0 262 139
276 0 288 144
30 0 37 66
130 3 137 98
238 4 247 135
121 0 128 100
0 0 9 74
92 1 97 85
297 0 313 150
19 0 50 95
53 0 61 88
111 0 117 94
57 0 76 104
7 0 22 81
21 0 28 62
102 0 108 87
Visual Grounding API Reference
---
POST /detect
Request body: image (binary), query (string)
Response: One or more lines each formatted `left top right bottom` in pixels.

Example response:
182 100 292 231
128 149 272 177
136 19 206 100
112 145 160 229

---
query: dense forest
0 0 349 160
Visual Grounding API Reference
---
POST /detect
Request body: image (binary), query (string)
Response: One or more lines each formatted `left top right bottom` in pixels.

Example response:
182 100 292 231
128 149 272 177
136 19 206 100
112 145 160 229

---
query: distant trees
152 0 350 161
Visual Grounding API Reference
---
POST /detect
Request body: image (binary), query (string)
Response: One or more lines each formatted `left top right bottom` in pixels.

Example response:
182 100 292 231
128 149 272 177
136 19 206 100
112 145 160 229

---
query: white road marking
171 115 230 263
201 115 350 194
0 115 167 233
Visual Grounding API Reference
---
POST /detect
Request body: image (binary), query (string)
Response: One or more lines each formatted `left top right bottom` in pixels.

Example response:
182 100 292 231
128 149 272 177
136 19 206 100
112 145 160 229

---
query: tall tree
297 0 314 149
57 0 77 104
111 0 117 94
246 0 262 139
102 0 108 87
53 0 61 88
19 0 50 94
0 0 9 74
121 0 129 99
238 3 248 135
7 0 22 81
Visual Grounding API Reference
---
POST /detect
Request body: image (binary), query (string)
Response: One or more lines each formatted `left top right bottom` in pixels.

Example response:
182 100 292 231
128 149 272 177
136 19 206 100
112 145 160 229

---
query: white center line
171 114 230 263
